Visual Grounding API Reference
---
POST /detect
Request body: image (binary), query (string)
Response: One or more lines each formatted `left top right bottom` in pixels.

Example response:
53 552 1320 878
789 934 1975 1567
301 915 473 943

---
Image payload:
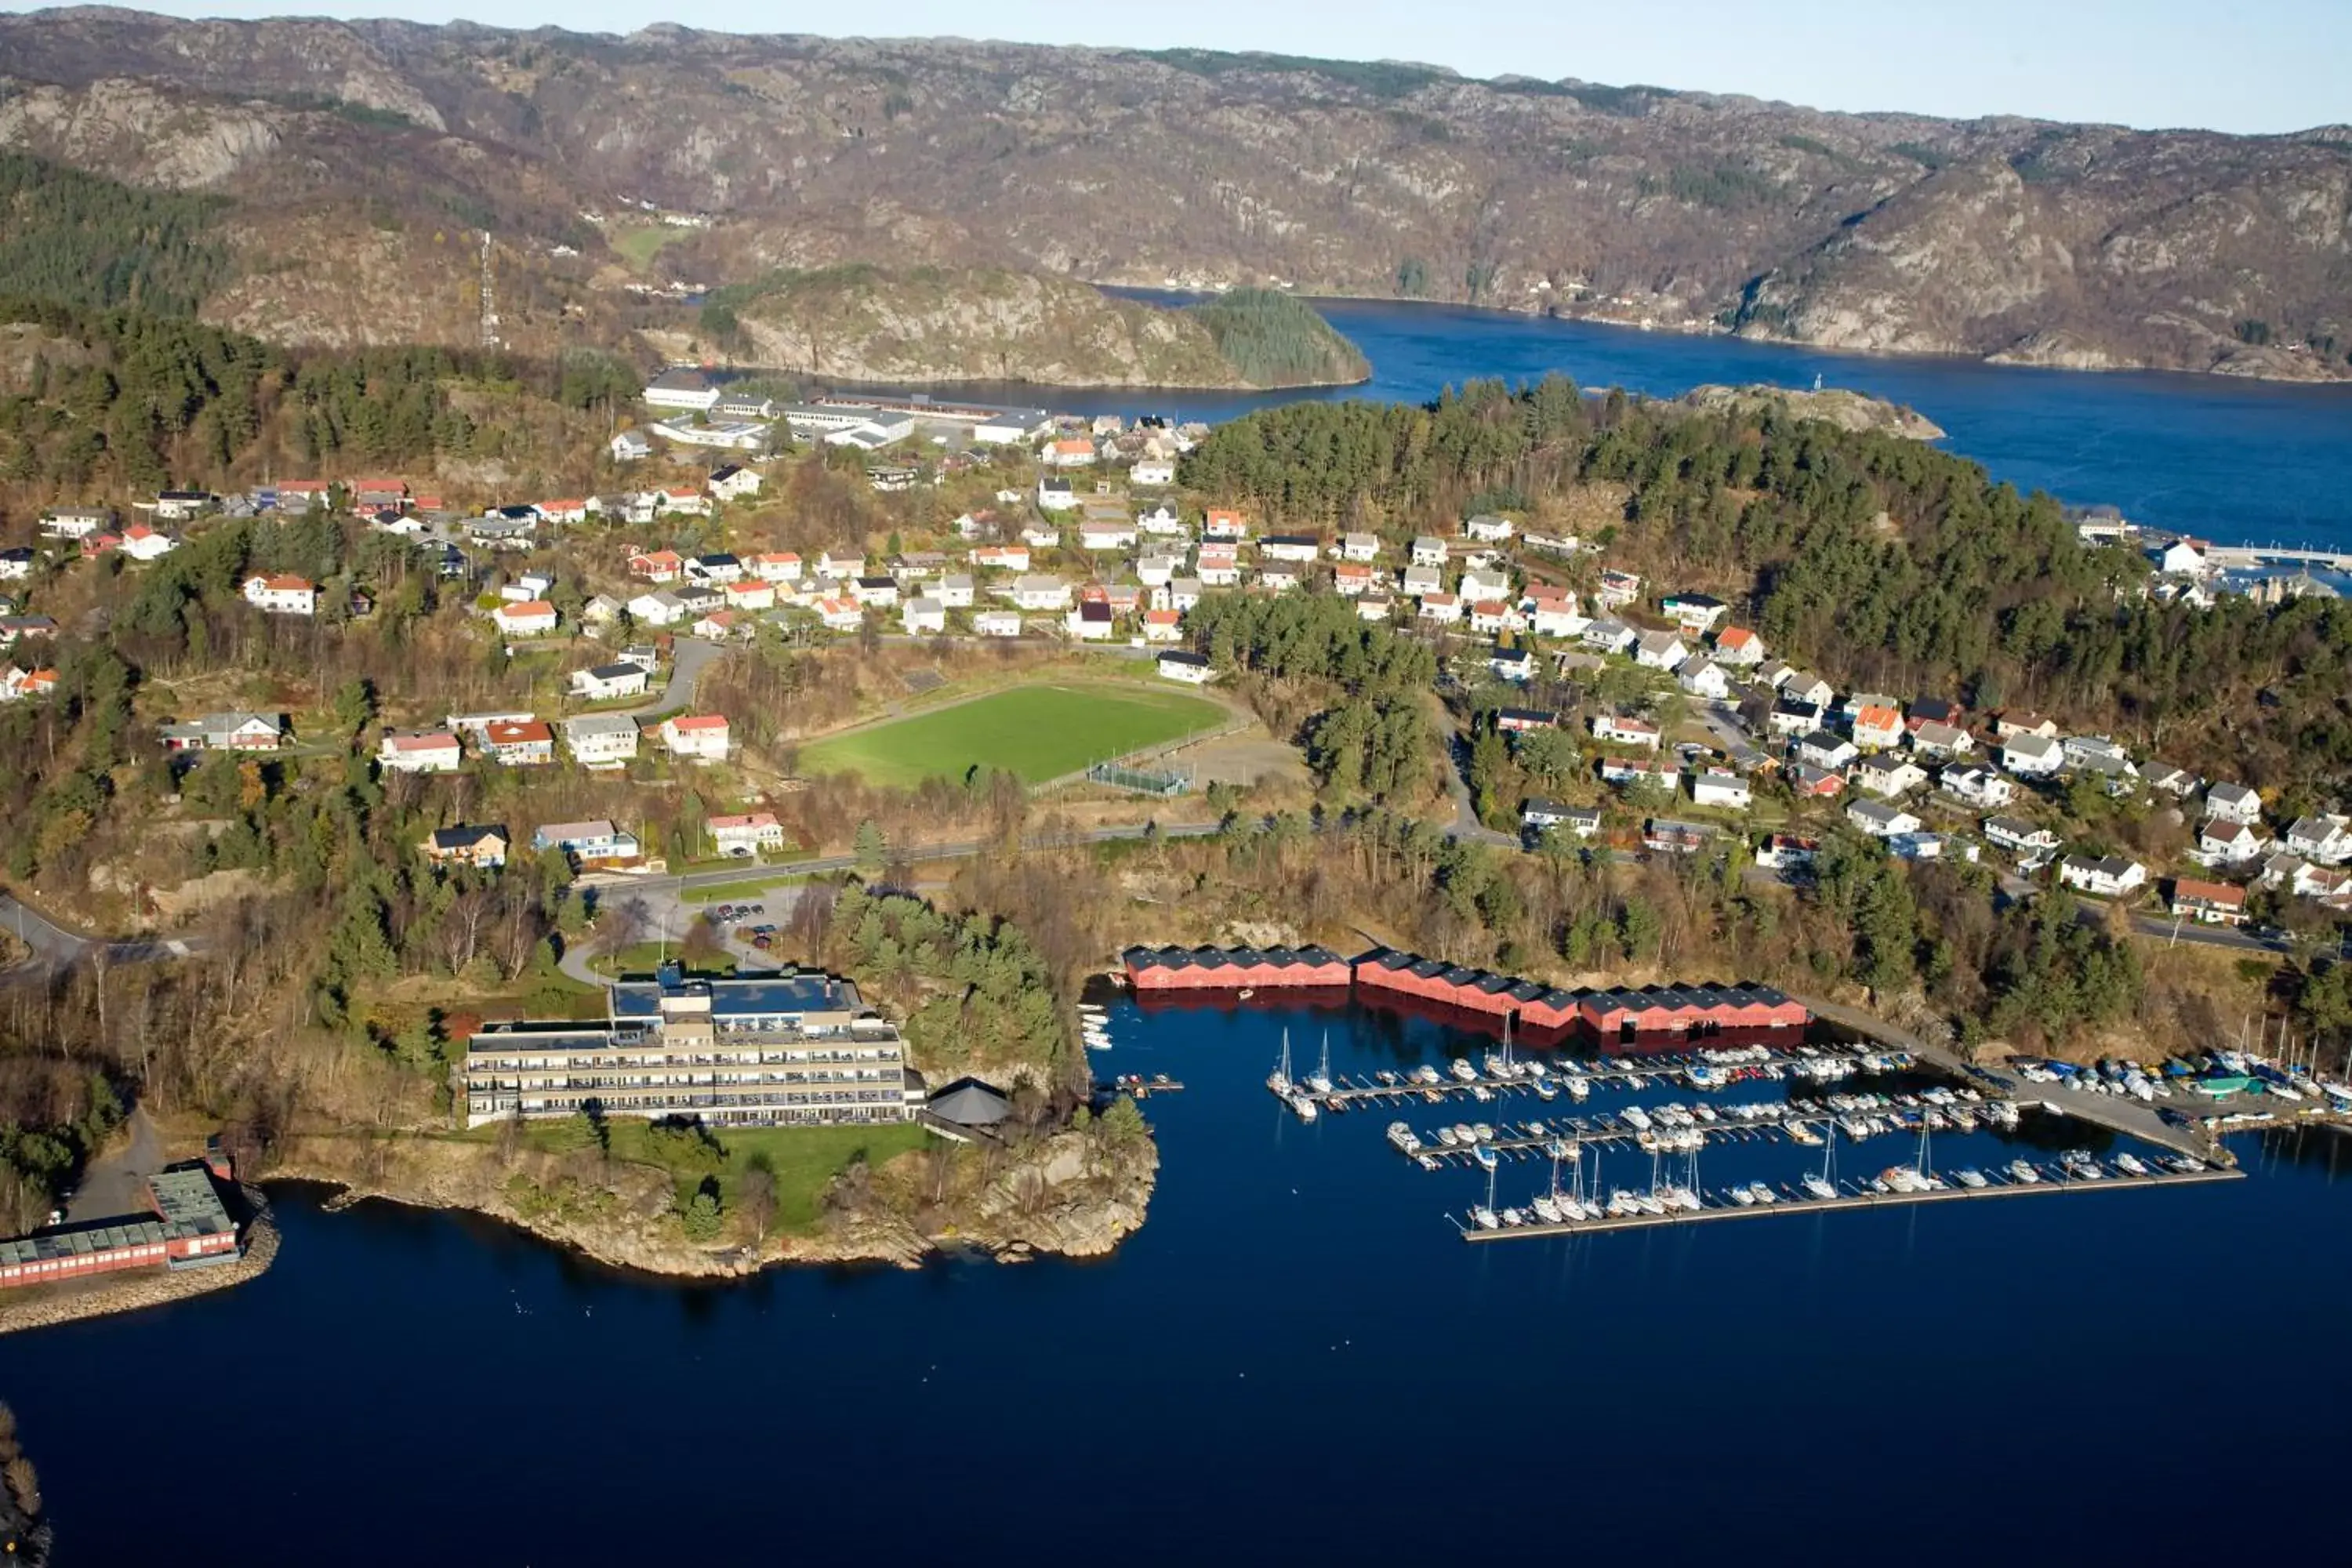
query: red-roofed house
491 600 558 637
242 573 318 616
1712 626 1764 666
482 720 555 765
661 714 731 763
630 549 684 583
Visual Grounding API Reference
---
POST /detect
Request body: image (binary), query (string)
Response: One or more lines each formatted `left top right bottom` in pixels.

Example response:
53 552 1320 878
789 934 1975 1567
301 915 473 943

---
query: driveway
623 634 721 716
0 891 194 975
65 1105 163 1223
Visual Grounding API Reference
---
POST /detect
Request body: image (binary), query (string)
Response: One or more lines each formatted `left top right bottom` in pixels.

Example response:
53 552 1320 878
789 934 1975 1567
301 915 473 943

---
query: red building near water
1351 949 1806 1036
1123 946 1353 991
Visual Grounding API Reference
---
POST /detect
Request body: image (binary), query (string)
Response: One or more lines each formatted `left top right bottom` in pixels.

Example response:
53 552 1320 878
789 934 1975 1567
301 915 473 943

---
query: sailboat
1801 1123 1838 1201
1305 1031 1335 1097
1485 1014 1518 1080
1266 1029 1294 1097
1470 1163 1500 1230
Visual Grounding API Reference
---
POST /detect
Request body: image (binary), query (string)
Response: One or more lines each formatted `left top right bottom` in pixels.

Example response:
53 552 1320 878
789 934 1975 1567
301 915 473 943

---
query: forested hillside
1186 379 2352 806
0 152 233 318
0 298 637 495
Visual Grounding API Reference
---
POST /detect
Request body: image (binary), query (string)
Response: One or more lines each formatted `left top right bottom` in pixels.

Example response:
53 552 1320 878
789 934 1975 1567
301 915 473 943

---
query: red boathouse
0 1163 241 1291
1123 945 1354 991
1351 949 1807 1036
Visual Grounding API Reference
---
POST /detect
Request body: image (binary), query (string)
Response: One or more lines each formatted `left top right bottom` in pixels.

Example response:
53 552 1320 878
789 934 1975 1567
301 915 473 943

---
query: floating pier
1458 1165 2244 1243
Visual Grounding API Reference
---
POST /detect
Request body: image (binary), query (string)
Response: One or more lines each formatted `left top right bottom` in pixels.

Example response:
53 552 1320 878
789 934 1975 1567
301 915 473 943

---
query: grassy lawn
798 681 1228 787
589 943 736 979
680 871 822 904
611 223 686 269
491 1116 934 1235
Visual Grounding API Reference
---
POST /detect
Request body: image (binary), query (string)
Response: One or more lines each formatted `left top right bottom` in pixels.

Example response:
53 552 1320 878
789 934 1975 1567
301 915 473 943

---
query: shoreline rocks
0 1186 279 1337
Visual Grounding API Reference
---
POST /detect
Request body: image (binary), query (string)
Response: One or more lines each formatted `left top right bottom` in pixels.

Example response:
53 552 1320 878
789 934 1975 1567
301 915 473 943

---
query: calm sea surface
6 996 2350 1565
996 295 2352 550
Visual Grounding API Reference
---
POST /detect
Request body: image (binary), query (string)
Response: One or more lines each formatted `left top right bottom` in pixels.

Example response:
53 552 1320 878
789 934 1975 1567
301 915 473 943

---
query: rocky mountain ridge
0 9 2343 379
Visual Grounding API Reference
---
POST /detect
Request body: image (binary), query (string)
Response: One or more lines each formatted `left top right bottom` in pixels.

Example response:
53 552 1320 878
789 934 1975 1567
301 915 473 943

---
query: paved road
622 634 721 716
0 891 193 973
65 1105 162 1223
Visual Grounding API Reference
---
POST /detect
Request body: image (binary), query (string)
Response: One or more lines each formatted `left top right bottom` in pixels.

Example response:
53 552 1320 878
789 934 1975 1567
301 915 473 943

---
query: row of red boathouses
1123 946 1808 1036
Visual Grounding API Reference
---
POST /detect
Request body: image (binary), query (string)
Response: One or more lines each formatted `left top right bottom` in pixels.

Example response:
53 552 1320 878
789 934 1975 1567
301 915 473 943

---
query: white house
1400 564 1443 598
1203 510 1250 541
1417 593 1464 625
1157 651 1214 685
1459 567 1512 604
1009 575 1073 612
661 715 731 763
242 574 318 616
2002 735 2065 777
41 506 112 539
379 731 463 774
1797 731 1860 771
1131 459 1176 486
627 591 688 628
707 464 763 502
1692 769 1751 810
1581 619 1638 655
501 572 556 603
708 811 788 857
1341 532 1380 563
933 574 975 608
1410 535 1449 568
2285 815 2352 866
2203 782 2262 825
1661 593 1728 633
610 430 653 462
1781 673 1835 710
1984 817 2061 858
564 713 641 768
2195 818 2265 866
1261 535 1322 564
1037 477 1080 512
570 663 650 702
1909 720 1975 758
492 600 558 638
1637 630 1695 670
2155 539 2209 577
1711 626 1765 666
1464 514 1514 543
1857 757 1929 798
1490 647 1534 684
1592 713 1662 750
2058 854 2147 897
119 524 178 561
1846 800 1921 838
902 597 946 636
1676 658 1731 699
974 609 1023 638
816 550 866 582
1941 765 2014 808
1137 505 1188 538
812 597 862 632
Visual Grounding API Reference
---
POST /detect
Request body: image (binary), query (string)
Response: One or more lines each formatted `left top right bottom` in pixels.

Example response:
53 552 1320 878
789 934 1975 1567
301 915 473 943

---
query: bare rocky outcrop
1679 383 1944 440
267 1120 1156 1277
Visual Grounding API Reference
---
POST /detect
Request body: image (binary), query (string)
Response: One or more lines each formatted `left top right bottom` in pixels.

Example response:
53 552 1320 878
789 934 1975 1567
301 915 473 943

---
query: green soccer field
797 681 1228 787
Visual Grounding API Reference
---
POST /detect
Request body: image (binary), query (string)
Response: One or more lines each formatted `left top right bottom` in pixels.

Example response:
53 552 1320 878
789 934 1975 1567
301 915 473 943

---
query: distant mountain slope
0 12 2343 379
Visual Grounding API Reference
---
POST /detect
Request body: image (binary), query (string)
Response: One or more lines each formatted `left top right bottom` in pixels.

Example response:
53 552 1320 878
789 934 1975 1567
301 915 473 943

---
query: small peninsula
689 266 1370 390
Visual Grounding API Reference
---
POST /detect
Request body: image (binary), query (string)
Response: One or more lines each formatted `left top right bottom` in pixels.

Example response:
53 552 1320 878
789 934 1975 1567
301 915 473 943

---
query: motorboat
1620 1105 1653 1132
1471 1206 1499 1230
1469 1084 1494 1104
1729 1185 1757 1207
1953 1167 1988 1189
1287 1093 1319 1123
1534 1079 1559 1102
1501 1208 1525 1227
1748 1182 1779 1206
1472 1145 1499 1171
1449 1058 1479 1083
1532 1194 1564 1225
2007 1160 2042 1184
1435 1125 1461 1148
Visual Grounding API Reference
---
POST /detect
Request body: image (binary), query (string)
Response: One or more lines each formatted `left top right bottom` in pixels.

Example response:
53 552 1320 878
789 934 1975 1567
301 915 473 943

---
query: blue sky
16 0 2350 133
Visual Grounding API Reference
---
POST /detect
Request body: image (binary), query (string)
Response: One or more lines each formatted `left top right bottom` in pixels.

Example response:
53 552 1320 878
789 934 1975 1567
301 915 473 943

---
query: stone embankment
0 1187 279 1337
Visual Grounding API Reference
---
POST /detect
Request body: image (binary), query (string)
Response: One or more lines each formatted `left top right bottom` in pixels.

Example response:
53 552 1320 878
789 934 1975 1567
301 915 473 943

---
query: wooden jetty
1458 1166 2245 1243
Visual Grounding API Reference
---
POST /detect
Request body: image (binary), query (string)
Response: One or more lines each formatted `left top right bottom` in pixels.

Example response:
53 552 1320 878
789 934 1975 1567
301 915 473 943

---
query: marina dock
1459 1165 2245 1242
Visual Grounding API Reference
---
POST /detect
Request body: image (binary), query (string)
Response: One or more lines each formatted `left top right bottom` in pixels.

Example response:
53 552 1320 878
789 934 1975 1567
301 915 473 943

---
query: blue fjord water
5 996 2351 1566
1055 296 2352 550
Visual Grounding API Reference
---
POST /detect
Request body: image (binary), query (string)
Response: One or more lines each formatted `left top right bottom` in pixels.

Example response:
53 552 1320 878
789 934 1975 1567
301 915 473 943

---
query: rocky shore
267 1123 1156 1280
0 1187 280 1337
